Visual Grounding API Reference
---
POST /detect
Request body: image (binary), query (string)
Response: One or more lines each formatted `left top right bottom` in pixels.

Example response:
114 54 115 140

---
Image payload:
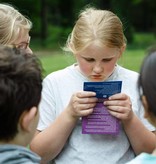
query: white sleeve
37 76 56 131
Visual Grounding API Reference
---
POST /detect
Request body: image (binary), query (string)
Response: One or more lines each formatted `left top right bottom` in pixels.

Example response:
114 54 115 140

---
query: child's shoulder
118 65 139 76
43 64 76 85
46 64 74 78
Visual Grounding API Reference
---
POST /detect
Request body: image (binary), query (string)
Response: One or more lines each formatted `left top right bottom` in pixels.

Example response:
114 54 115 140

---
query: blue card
82 81 122 135
83 81 122 99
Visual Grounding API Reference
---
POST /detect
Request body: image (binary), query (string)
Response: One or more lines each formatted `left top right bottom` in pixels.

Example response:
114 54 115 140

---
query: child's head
0 3 32 53
65 7 126 54
64 7 126 82
0 46 42 145
138 46 156 127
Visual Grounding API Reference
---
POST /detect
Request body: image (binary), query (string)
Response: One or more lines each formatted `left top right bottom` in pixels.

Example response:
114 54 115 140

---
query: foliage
0 0 156 47
111 0 134 43
127 33 156 49
44 25 72 49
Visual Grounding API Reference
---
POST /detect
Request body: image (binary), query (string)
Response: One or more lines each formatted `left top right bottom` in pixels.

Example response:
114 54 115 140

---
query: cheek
104 61 117 73
78 60 92 74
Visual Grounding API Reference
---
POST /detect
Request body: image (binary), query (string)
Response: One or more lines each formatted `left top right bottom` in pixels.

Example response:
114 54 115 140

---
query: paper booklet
82 81 122 135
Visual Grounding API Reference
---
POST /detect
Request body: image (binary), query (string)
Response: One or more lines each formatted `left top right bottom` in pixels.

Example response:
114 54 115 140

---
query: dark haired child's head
0 46 42 146
138 46 156 127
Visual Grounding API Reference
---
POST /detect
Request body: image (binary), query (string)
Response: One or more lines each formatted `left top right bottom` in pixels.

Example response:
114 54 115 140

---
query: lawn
37 51 76 76
118 49 145 72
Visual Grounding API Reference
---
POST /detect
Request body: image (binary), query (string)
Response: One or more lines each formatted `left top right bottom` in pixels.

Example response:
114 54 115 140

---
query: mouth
91 75 103 80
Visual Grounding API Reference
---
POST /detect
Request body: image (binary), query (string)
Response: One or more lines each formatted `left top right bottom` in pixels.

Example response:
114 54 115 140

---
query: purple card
82 81 122 135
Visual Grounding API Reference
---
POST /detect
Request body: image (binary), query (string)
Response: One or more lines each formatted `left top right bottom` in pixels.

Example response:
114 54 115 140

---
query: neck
0 132 29 147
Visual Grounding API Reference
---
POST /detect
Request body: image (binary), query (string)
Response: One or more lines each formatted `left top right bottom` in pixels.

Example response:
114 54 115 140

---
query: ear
142 95 149 118
20 107 38 132
118 44 126 59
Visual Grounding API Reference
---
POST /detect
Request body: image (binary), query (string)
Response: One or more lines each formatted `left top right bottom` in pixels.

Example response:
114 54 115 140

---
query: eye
102 58 112 62
84 58 95 62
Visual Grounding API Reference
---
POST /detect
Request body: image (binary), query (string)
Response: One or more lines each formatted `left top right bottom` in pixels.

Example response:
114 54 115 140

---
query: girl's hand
66 91 97 119
104 93 133 121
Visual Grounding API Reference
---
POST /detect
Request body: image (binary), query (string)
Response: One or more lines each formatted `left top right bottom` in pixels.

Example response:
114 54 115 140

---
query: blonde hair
65 7 126 54
0 3 32 45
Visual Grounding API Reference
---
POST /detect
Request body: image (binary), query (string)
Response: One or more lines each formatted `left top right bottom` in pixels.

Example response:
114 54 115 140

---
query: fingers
106 93 132 107
106 106 132 120
109 93 130 101
104 93 133 120
73 91 97 104
76 91 96 98
68 91 97 117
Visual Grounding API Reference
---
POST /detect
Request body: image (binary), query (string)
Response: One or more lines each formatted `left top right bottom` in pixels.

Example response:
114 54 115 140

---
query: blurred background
1 0 156 75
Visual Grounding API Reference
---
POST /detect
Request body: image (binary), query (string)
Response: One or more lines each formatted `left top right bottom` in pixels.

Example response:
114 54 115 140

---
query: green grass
118 49 145 72
37 51 75 76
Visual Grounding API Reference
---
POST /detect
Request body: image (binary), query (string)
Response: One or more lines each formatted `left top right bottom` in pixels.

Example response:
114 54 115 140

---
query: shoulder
0 144 41 163
44 64 75 82
117 65 139 82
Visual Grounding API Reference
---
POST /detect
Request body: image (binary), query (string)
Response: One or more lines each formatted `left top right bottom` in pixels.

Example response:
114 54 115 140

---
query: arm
30 91 97 163
104 93 156 155
30 109 78 163
122 113 156 155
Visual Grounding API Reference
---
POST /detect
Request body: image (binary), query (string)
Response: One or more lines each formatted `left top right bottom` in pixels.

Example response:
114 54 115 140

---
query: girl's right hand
66 91 97 119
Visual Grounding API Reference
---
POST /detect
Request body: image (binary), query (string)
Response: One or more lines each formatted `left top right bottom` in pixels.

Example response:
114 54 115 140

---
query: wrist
64 107 79 123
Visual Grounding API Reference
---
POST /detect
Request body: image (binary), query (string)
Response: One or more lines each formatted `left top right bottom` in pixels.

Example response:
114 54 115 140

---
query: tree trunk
41 0 48 46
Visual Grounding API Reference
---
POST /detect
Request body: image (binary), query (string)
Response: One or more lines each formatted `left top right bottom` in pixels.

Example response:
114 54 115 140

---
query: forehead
77 43 119 58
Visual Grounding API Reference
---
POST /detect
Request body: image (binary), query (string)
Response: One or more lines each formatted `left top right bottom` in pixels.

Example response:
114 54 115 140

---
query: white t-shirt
37 64 155 164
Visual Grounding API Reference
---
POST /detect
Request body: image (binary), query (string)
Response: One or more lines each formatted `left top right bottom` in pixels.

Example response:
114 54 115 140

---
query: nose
26 46 33 54
93 63 103 73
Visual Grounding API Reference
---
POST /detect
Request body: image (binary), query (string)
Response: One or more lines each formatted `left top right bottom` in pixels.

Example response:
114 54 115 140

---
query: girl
31 7 156 164
0 3 32 53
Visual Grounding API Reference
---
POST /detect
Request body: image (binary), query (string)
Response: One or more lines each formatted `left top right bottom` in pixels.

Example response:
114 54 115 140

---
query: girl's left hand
104 93 133 121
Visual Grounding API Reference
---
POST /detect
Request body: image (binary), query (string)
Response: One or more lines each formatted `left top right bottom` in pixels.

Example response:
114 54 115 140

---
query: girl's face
12 30 32 54
75 43 123 82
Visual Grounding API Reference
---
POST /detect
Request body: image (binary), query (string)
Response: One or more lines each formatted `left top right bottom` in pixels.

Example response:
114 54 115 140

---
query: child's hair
64 6 126 54
0 3 32 45
0 46 42 141
138 45 156 117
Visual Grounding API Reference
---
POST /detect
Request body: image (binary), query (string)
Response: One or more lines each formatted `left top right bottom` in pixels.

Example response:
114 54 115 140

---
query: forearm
30 109 78 162
123 113 156 155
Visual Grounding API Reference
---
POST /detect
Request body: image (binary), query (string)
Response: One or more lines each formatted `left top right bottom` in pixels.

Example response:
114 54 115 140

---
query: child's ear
20 107 38 132
118 44 126 58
